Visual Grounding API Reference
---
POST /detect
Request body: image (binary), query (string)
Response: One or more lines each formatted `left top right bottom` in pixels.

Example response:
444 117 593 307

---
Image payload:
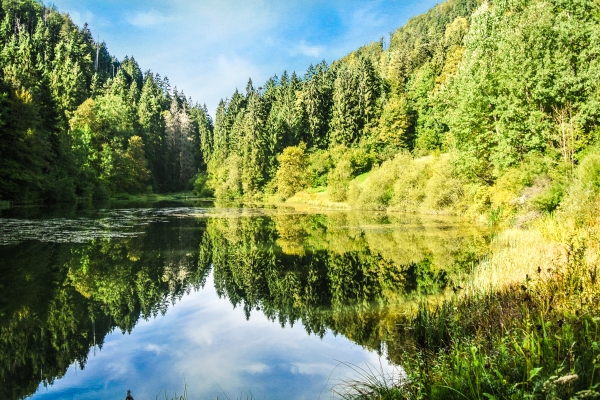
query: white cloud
145 343 167 354
128 10 173 27
290 362 334 375
68 9 94 27
294 41 326 58
239 363 270 374
178 54 263 114
170 0 280 45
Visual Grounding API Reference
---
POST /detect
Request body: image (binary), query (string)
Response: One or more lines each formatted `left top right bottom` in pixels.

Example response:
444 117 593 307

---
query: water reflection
0 206 487 399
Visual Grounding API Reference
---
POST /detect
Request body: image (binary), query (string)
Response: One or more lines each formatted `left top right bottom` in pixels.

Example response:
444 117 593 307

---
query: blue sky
31 273 398 400
48 0 441 115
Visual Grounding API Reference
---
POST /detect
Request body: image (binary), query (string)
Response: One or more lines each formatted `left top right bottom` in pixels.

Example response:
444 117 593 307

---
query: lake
0 202 488 400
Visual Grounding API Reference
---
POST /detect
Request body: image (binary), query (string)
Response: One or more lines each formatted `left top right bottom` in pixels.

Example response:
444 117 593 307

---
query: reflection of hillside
0 218 207 400
202 212 488 361
0 210 487 399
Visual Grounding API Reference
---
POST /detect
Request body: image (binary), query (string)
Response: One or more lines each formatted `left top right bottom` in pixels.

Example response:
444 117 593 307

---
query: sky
47 0 441 115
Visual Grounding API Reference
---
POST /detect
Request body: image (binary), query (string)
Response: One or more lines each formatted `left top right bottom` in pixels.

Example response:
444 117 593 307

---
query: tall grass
334 230 600 399
333 362 408 400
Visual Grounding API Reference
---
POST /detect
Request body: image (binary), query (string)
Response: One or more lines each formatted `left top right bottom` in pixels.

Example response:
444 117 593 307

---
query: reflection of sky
30 274 396 400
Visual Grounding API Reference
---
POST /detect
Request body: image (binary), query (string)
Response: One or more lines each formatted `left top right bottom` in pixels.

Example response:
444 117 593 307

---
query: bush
532 182 564 213
558 150 600 227
389 154 430 212
422 156 464 212
307 149 332 187
192 173 213 197
209 155 243 199
349 157 402 209
275 146 309 199
328 159 353 202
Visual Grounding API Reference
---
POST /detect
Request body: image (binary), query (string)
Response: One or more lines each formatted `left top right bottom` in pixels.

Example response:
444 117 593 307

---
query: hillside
0 0 211 204
202 0 600 226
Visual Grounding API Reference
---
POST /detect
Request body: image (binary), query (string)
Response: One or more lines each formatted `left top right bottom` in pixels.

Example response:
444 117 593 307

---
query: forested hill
203 0 600 216
0 0 212 204
2 0 600 210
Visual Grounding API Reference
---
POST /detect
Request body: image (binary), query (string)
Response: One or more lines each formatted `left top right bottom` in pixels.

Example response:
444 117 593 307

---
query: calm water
0 202 488 400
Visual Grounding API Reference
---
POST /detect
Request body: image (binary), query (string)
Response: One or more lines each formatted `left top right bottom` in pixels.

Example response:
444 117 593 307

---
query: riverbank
335 221 600 398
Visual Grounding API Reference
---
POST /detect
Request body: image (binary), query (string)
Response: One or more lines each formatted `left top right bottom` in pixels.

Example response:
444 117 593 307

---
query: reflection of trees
0 218 208 399
0 210 486 399
201 213 487 360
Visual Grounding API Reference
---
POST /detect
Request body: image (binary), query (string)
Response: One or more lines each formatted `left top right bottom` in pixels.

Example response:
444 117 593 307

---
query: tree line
0 0 211 204
2 0 599 207
202 0 600 208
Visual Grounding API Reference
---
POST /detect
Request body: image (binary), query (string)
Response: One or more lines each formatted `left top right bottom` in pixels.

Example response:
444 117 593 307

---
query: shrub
558 150 600 227
422 156 464 212
209 155 243 199
307 149 333 187
532 182 564 213
192 173 213 197
275 145 309 199
350 158 402 209
389 154 430 212
328 159 353 202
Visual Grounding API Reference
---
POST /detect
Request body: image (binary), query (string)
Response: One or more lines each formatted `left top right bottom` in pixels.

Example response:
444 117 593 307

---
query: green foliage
422 156 464 211
558 149 600 226
393 234 600 400
378 94 411 150
307 149 333 187
532 182 565 214
275 145 308 199
199 0 600 209
192 172 213 197
328 159 353 202
0 1 203 203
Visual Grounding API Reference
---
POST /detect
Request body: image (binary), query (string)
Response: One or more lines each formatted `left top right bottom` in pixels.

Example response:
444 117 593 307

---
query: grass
334 227 600 399
333 362 407 400
354 172 371 184
307 186 327 193
0 200 10 210
149 386 257 400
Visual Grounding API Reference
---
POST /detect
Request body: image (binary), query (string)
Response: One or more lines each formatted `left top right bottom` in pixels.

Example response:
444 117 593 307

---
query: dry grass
461 229 564 294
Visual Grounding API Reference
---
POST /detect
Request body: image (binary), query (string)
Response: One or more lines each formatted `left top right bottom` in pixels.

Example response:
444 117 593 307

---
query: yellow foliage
276 145 309 199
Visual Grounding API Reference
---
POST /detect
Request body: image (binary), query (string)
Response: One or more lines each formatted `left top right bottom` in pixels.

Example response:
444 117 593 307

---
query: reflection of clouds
240 363 270 374
186 327 213 346
144 343 167 355
31 273 392 400
290 362 333 375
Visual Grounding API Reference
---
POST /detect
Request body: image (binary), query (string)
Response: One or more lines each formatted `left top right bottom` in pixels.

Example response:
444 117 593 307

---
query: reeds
332 361 408 400
351 232 600 400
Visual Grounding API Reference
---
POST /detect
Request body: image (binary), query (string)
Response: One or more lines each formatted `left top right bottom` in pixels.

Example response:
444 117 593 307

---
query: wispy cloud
67 9 94 27
127 10 173 27
293 40 326 58
144 343 167 354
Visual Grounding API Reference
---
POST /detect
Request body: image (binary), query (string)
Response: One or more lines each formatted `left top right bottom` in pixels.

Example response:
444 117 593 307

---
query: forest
2 0 599 218
202 0 600 222
2 0 600 397
0 0 211 204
